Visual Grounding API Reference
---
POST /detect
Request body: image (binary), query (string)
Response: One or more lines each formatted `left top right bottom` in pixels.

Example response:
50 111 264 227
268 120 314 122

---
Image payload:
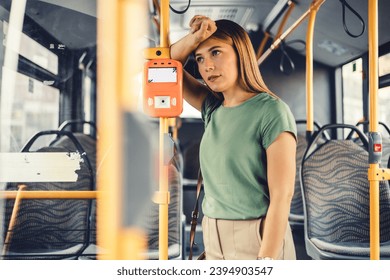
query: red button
374 144 382 152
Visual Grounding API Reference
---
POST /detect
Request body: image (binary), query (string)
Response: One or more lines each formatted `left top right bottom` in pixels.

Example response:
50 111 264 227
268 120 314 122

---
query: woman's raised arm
170 16 216 111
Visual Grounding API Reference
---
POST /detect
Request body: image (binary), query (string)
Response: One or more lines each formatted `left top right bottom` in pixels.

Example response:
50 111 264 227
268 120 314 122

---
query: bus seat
50 132 97 251
54 120 98 251
1 130 96 259
300 124 390 259
289 120 328 228
52 133 96 170
140 156 184 259
289 133 307 227
56 119 97 140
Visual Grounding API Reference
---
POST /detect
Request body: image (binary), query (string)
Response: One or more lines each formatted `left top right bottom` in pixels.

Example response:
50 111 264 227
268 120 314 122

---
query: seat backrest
138 162 183 259
52 132 97 173
290 134 307 219
290 120 328 225
50 133 97 245
301 124 390 246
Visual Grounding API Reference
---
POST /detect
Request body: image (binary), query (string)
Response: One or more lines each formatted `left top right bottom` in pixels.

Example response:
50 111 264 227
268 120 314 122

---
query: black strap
188 169 203 260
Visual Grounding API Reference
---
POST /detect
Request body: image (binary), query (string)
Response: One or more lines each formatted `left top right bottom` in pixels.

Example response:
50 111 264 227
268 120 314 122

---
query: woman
170 16 297 260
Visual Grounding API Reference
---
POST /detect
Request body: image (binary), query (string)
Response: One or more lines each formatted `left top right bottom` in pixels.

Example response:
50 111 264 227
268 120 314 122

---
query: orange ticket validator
143 59 183 117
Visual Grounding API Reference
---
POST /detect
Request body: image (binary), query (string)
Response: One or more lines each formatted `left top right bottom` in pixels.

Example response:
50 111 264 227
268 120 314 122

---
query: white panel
0 152 81 182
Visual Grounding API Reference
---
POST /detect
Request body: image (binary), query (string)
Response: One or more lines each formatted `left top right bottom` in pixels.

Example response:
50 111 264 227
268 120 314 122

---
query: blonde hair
210 19 277 98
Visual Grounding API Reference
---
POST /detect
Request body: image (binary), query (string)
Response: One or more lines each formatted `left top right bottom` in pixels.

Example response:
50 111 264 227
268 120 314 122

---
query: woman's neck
222 89 257 107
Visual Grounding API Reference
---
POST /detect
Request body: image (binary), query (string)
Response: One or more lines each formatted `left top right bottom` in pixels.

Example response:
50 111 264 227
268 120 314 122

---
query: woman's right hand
189 15 217 44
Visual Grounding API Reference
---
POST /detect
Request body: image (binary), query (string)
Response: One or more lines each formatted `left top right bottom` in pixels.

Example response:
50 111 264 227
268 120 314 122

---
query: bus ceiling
1 0 390 66
1 0 96 50
165 0 390 68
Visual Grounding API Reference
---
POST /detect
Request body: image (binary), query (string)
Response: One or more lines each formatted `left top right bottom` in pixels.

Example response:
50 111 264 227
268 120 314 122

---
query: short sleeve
259 99 297 149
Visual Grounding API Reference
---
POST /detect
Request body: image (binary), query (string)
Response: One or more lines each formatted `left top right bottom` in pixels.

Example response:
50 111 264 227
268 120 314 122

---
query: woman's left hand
188 15 217 45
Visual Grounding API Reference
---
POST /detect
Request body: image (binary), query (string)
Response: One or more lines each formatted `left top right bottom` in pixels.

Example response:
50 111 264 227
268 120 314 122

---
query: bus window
378 53 390 136
1 67 59 151
379 53 390 77
342 58 363 129
378 86 390 134
0 20 60 152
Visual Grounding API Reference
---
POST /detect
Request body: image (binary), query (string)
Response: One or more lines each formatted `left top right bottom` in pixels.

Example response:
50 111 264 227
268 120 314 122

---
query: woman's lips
208 75 221 82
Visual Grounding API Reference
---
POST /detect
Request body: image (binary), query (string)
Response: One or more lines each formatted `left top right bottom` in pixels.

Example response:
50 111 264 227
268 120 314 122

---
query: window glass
378 86 390 136
1 67 59 151
4 21 58 75
1 18 60 152
379 53 390 77
342 58 363 127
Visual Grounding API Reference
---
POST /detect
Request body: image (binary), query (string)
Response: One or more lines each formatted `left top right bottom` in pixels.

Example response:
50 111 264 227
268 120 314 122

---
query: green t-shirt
200 92 297 220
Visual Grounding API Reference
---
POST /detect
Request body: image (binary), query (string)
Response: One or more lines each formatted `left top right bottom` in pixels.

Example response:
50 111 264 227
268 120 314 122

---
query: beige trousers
202 216 296 260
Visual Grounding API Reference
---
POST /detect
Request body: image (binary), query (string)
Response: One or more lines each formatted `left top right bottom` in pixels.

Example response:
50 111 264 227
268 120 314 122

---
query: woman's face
194 38 240 94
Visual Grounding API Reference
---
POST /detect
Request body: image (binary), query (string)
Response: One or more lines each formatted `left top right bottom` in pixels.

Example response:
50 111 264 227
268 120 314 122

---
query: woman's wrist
170 33 200 65
256 256 274 260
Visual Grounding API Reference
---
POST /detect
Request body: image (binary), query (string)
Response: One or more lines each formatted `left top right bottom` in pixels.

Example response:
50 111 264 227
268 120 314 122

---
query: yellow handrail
258 0 325 65
256 32 270 60
1 186 99 255
0 190 99 199
158 117 170 260
256 1 295 59
157 0 171 261
368 0 380 260
274 1 296 40
305 0 325 135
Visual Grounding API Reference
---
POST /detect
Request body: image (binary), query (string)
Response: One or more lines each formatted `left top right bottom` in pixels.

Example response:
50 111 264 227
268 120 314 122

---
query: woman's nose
204 59 214 72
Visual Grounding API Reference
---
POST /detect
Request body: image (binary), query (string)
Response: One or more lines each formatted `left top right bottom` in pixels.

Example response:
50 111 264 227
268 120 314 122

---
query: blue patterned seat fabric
301 137 390 259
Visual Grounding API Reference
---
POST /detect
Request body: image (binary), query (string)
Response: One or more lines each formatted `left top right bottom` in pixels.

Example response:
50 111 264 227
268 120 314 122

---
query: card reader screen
148 67 177 83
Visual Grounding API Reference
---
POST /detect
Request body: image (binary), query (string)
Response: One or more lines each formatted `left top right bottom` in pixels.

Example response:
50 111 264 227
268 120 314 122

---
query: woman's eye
196 57 203 63
211 50 220 56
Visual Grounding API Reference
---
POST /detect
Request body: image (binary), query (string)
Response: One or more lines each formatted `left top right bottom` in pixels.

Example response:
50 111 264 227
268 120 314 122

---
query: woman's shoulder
252 93 295 125
253 92 289 110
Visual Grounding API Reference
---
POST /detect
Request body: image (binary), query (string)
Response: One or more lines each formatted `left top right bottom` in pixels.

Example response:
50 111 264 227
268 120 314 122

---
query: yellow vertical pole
158 0 170 261
97 0 147 259
368 0 380 260
97 0 120 260
159 117 169 260
305 1 320 137
160 0 170 48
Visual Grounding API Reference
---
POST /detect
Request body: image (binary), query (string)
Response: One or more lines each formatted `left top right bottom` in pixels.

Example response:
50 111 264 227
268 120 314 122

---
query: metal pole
97 0 148 260
305 1 322 137
158 0 170 261
368 0 380 260
258 0 325 66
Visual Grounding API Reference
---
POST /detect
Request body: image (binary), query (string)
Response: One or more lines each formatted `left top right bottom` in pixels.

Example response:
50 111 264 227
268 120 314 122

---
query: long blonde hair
210 19 277 98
